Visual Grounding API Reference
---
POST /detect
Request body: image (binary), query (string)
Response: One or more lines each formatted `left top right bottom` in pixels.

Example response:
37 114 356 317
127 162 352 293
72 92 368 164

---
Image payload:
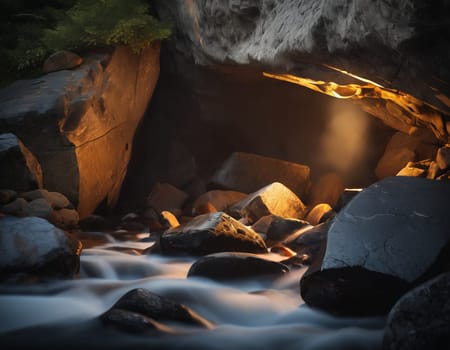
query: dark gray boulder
383 272 450 350
160 212 267 256
100 288 213 333
187 252 288 280
300 177 450 316
0 216 82 281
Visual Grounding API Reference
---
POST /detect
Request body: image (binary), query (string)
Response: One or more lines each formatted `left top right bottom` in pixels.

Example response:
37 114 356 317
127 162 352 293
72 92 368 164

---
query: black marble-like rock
188 252 288 280
383 272 450 350
100 288 213 333
300 177 450 316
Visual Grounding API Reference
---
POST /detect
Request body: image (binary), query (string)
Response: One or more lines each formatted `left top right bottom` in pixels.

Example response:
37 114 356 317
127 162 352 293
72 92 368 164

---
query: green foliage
44 0 171 53
0 0 170 82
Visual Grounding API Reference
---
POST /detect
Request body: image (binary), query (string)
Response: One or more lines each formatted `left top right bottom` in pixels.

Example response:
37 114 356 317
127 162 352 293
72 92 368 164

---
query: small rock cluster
0 189 79 229
396 144 450 180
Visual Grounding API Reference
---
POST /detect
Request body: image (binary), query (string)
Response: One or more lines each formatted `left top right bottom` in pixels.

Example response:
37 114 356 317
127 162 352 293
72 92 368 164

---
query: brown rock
21 189 70 209
192 190 247 216
160 212 267 255
270 244 297 257
305 203 334 226
210 152 311 199
146 183 189 214
375 131 438 179
0 189 17 206
230 182 306 224
0 43 161 218
375 147 416 179
427 161 442 179
23 198 52 218
48 208 80 229
43 50 83 73
160 211 180 229
308 172 345 207
396 166 426 177
436 146 450 170
0 197 27 216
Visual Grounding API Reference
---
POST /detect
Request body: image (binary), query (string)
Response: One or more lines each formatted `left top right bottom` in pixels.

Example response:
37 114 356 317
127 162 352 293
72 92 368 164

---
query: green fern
44 0 171 53
1 0 170 80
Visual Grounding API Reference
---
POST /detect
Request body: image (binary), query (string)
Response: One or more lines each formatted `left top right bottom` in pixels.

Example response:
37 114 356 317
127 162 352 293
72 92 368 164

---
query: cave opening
119 44 398 212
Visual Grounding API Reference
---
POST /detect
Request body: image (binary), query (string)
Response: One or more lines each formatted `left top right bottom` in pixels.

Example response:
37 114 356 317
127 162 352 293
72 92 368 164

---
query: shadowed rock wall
0 43 160 218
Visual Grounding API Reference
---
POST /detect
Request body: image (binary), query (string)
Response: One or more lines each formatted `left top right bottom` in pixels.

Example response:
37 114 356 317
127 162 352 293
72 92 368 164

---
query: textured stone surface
375 147 416 179
0 43 160 218
146 182 189 214
23 198 53 218
42 50 83 73
230 182 306 224
300 177 450 315
0 216 81 279
322 177 450 283
308 172 345 207
0 133 41 191
21 189 70 209
160 212 267 255
383 273 450 350
48 208 80 229
192 190 247 216
436 146 450 170
375 131 437 179
188 252 288 280
305 203 334 226
157 0 450 142
210 152 311 200
101 288 213 330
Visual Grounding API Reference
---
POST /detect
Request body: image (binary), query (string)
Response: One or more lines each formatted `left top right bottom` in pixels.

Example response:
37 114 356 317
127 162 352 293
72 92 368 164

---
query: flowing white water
0 235 385 349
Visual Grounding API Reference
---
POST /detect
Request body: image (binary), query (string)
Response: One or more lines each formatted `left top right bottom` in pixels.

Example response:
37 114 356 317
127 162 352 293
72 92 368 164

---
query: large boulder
0 216 82 281
300 177 450 316
0 43 160 218
210 152 311 199
383 272 450 350
160 212 267 256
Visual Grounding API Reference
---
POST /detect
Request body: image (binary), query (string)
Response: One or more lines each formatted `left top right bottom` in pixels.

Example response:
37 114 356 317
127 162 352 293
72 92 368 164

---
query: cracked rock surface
300 176 450 316
323 177 450 282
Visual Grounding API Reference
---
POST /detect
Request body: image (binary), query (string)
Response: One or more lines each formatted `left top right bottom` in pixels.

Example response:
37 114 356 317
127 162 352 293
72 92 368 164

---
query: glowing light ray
323 64 384 87
262 71 447 141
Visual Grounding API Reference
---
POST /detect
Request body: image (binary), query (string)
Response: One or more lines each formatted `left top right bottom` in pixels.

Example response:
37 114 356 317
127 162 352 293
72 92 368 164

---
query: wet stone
160 212 267 256
188 252 289 280
101 288 213 330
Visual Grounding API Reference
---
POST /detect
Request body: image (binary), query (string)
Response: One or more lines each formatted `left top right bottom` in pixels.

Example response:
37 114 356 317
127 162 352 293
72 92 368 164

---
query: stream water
0 232 385 350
